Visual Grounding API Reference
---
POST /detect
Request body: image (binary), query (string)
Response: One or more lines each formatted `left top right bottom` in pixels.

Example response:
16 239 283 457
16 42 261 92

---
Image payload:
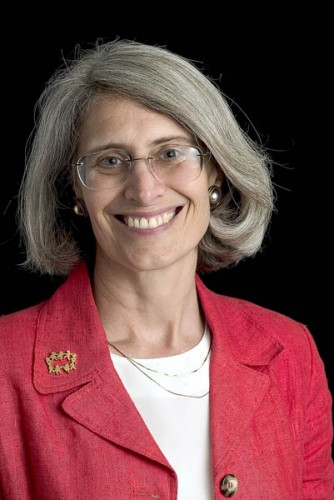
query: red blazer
1 261 333 499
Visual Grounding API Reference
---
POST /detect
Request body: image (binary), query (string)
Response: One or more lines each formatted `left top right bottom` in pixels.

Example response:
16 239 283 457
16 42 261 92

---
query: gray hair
18 38 275 275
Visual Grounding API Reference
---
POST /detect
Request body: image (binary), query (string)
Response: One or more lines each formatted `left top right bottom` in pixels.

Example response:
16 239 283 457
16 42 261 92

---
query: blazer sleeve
301 325 334 499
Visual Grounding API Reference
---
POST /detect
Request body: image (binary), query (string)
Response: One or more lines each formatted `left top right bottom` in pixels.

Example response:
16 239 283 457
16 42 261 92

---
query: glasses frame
72 144 210 191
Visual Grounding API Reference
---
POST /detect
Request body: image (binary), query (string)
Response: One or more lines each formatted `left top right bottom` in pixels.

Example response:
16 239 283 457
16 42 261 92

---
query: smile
122 209 178 229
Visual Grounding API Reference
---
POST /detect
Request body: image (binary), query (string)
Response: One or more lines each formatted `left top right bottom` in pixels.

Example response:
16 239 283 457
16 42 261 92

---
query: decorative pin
45 350 77 375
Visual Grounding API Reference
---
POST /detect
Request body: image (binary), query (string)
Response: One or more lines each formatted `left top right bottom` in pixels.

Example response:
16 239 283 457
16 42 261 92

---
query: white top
110 326 214 500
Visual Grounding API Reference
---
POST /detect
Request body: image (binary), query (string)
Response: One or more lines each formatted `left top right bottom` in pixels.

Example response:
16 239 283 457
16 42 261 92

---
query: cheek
81 190 117 215
199 195 211 226
83 196 100 214
187 184 211 228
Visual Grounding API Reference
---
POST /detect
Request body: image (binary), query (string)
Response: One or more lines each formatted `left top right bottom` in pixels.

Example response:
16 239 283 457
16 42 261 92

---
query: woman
1 39 333 499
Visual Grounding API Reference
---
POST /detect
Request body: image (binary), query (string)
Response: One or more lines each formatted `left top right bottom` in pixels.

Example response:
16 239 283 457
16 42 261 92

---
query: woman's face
75 96 220 274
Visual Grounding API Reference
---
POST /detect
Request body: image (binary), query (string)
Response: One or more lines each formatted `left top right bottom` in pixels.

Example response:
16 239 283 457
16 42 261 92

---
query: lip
114 205 183 233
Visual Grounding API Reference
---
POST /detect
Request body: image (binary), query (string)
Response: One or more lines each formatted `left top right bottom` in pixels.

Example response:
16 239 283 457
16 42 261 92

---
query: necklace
108 323 211 399
110 321 211 377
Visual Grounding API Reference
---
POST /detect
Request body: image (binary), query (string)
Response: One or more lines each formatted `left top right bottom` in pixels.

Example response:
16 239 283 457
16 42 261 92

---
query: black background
1 13 332 403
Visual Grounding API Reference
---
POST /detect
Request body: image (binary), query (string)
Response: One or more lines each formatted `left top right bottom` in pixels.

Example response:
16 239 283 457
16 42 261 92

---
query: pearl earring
208 186 222 209
73 199 88 217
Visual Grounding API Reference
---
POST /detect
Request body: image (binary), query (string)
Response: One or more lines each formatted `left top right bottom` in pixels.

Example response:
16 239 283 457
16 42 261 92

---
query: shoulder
196 275 318 360
217 292 306 335
0 264 83 341
0 302 46 387
198 279 331 409
0 303 44 348
0 302 43 326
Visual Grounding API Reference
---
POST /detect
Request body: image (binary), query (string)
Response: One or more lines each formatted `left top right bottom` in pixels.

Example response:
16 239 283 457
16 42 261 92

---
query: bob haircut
18 38 275 276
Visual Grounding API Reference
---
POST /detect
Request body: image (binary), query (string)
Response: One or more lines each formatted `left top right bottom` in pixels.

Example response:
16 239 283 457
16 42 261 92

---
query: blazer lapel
209 352 270 473
62 364 170 467
196 276 284 472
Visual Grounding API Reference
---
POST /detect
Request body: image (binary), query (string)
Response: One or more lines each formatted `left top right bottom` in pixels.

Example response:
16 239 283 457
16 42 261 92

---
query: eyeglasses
72 144 210 190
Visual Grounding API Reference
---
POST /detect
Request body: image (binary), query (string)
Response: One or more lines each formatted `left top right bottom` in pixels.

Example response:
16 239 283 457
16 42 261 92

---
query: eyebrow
86 135 194 155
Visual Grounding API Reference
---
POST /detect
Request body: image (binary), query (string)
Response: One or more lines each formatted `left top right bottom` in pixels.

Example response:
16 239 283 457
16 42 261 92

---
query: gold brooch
45 350 77 375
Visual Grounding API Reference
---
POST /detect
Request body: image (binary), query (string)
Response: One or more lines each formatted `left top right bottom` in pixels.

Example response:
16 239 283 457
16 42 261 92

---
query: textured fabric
1 260 333 499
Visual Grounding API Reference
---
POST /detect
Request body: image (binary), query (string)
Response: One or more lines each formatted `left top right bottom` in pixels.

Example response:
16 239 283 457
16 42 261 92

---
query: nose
123 157 166 205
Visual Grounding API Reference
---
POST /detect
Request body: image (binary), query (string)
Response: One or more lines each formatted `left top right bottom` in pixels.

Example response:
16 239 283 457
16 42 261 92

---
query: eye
96 155 124 168
97 153 125 169
157 146 186 163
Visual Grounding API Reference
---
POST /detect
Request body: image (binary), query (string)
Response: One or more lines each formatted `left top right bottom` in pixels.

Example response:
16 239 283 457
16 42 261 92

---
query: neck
92 258 204 358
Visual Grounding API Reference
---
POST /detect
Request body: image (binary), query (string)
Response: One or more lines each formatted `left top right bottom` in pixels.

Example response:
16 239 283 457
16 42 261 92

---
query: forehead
77 95 193 155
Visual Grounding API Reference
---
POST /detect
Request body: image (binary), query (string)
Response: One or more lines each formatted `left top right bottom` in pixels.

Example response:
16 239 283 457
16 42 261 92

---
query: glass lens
77 150 130 190
76 145 206 190
151 145 204 183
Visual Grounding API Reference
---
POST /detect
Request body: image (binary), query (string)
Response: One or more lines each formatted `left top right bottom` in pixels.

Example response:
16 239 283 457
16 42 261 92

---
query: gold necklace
108 324 211 399
110 322 211 377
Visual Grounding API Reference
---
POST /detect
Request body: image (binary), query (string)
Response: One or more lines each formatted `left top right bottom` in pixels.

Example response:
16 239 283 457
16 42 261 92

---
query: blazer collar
33 261 111 394
195 274 284 366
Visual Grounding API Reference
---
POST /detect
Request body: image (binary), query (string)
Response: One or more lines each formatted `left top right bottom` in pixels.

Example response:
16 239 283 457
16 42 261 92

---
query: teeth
125 210 176 229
